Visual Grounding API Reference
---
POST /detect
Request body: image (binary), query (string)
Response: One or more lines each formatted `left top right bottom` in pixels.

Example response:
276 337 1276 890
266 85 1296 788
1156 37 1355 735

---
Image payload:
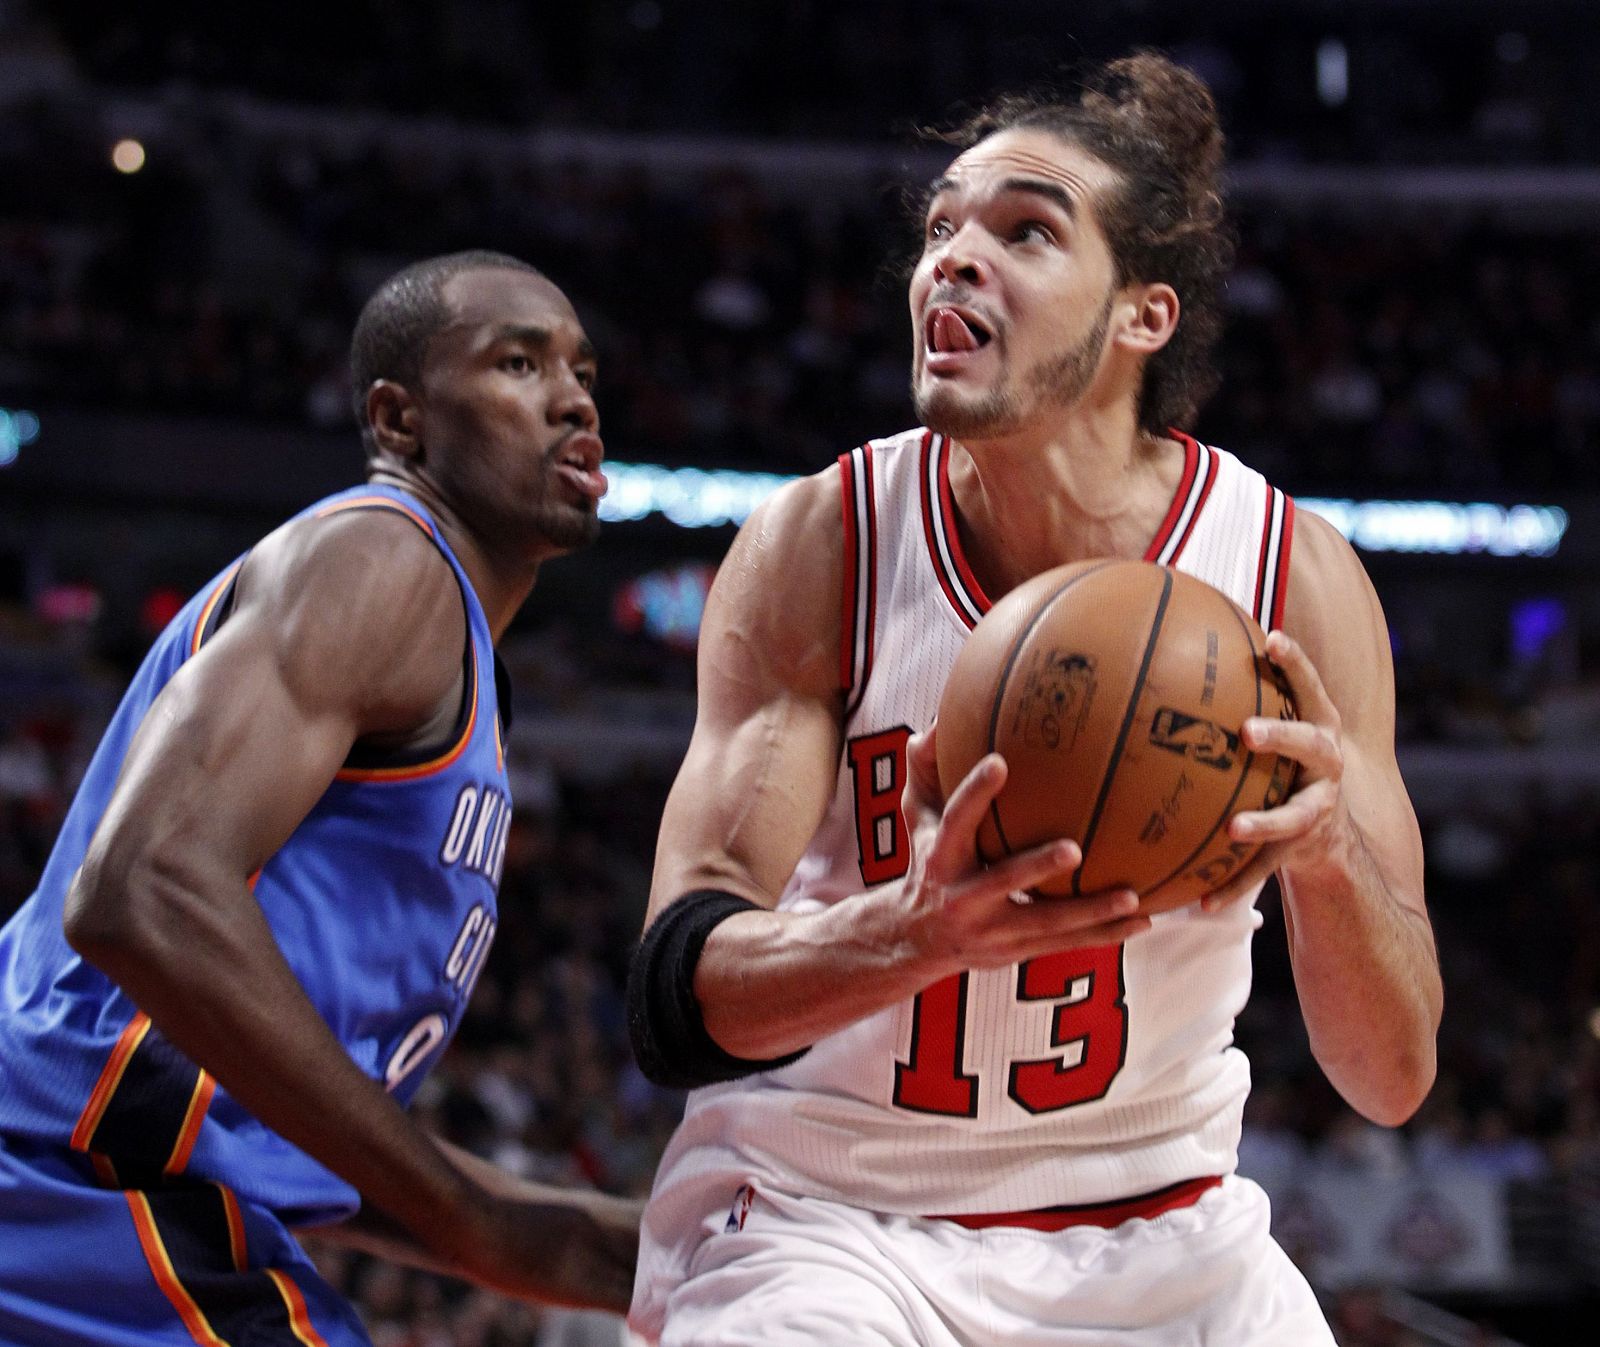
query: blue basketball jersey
0 485 509 1226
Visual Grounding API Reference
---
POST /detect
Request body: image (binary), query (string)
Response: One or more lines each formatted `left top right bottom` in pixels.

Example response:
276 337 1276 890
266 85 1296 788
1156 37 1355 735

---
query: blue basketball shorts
0 1134 371 1346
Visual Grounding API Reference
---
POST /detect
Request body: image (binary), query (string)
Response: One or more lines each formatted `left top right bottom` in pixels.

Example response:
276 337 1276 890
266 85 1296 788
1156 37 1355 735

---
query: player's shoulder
743 425 925 547
1286 505 1366 595
1277 502 1388 686
226 498 466 695
254 502 458 617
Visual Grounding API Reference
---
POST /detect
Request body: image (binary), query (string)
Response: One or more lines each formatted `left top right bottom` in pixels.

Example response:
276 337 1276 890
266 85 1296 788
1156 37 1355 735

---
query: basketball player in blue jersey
0 251 637 1344
628 56 1442 1345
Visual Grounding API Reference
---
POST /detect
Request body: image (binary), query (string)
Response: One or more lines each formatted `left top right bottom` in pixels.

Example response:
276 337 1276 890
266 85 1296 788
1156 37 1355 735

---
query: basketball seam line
1073 569 1174 897
982 562 1120 865
1141 597 1268 899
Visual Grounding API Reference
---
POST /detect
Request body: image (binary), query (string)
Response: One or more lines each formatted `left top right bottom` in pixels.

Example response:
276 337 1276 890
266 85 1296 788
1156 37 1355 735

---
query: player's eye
925 217 953 242
1013 221 1054 245
575 367 597 392
500 353 533 374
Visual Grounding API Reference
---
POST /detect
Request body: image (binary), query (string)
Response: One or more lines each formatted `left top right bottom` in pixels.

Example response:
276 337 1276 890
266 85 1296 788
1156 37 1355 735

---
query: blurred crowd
3 77 1600 497
15 0 1600 160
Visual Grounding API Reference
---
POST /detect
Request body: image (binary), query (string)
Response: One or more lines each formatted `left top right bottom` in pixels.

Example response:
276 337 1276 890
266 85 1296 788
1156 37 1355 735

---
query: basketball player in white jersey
626 52 1441 1346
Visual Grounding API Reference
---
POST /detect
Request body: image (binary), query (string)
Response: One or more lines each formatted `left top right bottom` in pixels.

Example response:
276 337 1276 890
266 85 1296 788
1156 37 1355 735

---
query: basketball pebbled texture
936 559 1298 915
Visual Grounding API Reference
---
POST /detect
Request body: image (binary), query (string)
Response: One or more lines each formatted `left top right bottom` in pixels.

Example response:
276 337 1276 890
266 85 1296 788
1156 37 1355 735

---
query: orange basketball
936 559 1297 914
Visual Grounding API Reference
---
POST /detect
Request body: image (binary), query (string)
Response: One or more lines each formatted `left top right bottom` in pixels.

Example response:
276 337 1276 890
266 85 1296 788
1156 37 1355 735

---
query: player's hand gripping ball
936 559 1298 915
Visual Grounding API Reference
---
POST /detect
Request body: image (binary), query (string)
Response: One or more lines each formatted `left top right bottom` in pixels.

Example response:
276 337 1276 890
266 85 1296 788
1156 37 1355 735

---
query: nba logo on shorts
724 1183 755 1233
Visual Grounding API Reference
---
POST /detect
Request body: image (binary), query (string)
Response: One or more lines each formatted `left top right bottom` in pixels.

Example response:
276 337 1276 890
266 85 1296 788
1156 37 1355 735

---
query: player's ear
1115 283 1179 357
366 380 424 463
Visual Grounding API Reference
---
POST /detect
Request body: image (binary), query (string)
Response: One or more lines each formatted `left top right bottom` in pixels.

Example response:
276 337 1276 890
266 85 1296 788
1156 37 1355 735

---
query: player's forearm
64 854 476 1241
1280 828 1441 1126
309 1140 641 1296
693 891 937 1059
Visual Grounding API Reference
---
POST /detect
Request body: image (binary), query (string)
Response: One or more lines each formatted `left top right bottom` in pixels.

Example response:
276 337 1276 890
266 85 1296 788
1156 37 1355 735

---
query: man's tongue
931 308 980 354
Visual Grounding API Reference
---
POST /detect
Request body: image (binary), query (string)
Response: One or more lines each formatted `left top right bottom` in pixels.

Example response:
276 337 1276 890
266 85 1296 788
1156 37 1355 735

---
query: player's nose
548 366 598 431
931 228 991 288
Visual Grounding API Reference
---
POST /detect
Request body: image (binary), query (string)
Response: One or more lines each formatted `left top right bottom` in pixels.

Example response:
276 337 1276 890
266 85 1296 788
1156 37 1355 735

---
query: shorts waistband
928 1175 1224 1232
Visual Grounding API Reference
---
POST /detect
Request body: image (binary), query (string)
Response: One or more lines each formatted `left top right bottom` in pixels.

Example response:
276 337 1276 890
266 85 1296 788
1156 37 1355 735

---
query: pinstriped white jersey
641 428 1295 1245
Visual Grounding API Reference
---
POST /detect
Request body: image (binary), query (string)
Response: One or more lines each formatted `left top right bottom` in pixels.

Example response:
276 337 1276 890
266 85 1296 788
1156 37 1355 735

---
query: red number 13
894 946 1128 1116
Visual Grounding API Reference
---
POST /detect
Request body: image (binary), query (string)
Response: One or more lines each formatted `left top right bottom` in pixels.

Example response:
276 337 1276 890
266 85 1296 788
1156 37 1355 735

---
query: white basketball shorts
644 1175 1334 1347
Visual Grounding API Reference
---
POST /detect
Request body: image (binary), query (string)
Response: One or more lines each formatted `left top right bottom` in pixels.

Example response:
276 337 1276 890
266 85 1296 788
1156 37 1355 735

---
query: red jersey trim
931 1174 1223 1232
1164 442 1220 566
1144 431 1204 563
1253 485 1294 629
919 433 990 630
1269 495 1296 633
838 445 877 714
837 451 858 693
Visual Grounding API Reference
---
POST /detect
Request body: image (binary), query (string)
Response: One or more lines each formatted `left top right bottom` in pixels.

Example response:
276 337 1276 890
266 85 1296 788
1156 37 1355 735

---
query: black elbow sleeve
625 889 809 1090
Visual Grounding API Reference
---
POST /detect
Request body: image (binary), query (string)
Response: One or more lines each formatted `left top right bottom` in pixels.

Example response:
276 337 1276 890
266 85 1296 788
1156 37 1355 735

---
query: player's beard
914 290 1113 440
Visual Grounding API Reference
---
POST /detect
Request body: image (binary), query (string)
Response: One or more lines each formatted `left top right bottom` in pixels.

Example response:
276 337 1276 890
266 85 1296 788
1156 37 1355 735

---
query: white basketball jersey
636 428 1296 1323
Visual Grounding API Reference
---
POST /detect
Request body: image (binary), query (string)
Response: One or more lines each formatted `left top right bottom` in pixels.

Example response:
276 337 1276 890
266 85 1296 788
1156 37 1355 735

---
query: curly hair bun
1082 52 1227 227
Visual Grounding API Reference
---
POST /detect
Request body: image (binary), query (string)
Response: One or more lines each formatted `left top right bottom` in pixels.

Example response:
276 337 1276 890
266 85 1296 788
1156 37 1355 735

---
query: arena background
4 2 1599 1343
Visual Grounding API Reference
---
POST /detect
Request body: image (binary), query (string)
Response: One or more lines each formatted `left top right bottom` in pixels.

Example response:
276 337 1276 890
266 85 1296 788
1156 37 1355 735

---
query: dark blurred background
3 3 1599 1344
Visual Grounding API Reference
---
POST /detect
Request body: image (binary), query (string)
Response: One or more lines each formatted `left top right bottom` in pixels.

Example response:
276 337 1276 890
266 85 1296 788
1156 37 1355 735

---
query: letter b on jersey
846 727 912 885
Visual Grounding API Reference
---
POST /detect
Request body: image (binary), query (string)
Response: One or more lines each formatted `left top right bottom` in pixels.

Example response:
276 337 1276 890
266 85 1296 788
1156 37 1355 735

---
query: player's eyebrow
923 174 1079 221
492 324 598 364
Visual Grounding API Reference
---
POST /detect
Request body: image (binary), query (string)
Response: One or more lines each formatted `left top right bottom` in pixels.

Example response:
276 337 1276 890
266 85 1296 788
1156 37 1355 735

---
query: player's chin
551 506 602 552
915 384 1011 441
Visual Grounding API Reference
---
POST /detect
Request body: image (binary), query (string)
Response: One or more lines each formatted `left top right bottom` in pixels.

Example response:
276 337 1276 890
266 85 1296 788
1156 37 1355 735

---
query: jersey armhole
1254 488 1296 633
308 496 479 781
838 445 877 717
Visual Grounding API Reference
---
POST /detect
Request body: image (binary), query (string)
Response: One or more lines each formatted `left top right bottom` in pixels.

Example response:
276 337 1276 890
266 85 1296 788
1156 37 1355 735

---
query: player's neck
365 470 539 641
946 411 1186 601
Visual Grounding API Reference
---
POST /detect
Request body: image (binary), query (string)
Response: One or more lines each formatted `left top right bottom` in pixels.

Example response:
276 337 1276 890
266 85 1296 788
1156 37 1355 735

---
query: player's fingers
1010 909 1153 958
1004 883 1145 934
925 753 1009 871
902 727 945 819
956 837 1083 900
1228 778 1338 846
1199 844 1284 912
1242 717 1342 782
1264 630 1340 729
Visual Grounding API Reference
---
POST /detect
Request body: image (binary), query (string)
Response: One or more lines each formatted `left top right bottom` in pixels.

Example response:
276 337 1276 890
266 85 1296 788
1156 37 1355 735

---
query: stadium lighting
1316 39 1349 107
599 461 1569 557
111 139 146 174
0 407 40 467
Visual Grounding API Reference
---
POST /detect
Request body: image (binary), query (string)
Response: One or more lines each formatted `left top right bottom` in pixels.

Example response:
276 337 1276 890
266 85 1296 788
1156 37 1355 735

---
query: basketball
936 559 1298 915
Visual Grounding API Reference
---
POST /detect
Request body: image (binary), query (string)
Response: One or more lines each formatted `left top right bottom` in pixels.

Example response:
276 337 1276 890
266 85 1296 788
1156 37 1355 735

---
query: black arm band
626 888 810 1090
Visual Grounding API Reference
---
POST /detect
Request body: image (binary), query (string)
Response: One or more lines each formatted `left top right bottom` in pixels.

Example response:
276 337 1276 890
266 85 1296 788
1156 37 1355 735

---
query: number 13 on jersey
848 727 1131 1118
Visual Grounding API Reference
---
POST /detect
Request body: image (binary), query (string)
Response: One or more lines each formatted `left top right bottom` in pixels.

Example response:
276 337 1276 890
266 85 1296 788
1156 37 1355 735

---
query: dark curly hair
933 52 1235 434
349 250 545 460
